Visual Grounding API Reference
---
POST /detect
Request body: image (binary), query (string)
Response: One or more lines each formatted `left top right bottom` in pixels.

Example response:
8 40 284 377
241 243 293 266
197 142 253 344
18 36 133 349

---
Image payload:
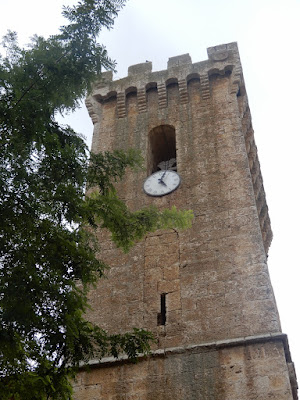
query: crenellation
167 53 192 69
87 43 243 118
207 42 238 62
128 61 152 76
93 70 113 90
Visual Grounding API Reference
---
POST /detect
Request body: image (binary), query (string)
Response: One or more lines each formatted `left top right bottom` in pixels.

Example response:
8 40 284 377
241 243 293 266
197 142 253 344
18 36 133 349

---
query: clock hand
158 170 167 184
158 179 167 186
161 170 167 180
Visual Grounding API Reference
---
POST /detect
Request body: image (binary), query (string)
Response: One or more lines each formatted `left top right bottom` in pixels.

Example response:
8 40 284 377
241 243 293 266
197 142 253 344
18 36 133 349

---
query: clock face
143 170 181 197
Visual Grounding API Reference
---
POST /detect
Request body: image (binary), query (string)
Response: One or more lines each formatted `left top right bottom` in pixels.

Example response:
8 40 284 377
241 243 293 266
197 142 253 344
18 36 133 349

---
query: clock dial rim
143 170 181 197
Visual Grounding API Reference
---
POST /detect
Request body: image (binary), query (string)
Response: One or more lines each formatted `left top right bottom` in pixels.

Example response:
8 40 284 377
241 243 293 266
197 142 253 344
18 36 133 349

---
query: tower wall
74 340 293 400
75 43 297 399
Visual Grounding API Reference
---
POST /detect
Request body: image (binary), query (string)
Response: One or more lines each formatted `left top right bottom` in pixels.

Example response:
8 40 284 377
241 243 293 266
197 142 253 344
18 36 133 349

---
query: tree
0 1 193 398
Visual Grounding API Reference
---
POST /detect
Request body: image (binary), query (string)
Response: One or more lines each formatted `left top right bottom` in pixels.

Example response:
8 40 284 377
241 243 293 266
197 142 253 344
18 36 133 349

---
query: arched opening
93 91 117 104
125 86 137 115
187 73 201 102
146 82 158 109
148 125 177 174
166 78 179 104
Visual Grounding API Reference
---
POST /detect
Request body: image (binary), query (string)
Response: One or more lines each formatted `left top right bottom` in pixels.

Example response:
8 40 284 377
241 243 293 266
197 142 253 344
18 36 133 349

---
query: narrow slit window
157 293 167 326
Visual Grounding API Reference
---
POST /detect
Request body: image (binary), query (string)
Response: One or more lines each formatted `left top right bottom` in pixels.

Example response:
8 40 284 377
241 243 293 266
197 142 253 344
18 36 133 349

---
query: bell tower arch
77 43 298 400
148 124 177 174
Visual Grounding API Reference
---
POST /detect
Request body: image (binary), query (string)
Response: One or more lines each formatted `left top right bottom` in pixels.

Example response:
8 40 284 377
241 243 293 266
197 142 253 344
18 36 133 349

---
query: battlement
167 53 192 68
128 61 152 76
87 42 243 113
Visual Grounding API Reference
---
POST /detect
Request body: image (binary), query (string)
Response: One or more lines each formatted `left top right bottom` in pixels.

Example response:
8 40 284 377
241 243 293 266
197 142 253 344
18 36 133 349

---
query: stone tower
75 43 298 399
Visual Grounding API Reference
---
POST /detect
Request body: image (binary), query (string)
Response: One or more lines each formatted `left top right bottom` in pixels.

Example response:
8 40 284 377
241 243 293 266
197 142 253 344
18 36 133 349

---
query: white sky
1 0 299 378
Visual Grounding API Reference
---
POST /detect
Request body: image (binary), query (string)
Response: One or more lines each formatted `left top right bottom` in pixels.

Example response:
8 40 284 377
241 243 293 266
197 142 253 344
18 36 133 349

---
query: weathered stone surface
74 342 294 400
76 42 297 399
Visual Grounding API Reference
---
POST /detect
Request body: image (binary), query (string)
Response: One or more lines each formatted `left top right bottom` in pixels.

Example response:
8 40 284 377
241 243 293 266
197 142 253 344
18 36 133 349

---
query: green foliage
87 149 144 195
0 1 193 398
87 191 193 252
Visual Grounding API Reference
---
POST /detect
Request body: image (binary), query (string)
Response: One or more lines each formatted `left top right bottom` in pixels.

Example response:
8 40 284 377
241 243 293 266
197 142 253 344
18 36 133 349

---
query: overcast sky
1 0 299 377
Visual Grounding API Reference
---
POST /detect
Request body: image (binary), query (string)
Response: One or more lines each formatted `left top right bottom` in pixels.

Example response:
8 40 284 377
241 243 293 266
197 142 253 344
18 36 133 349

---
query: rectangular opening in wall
148 125 176 174
157 293 166 325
